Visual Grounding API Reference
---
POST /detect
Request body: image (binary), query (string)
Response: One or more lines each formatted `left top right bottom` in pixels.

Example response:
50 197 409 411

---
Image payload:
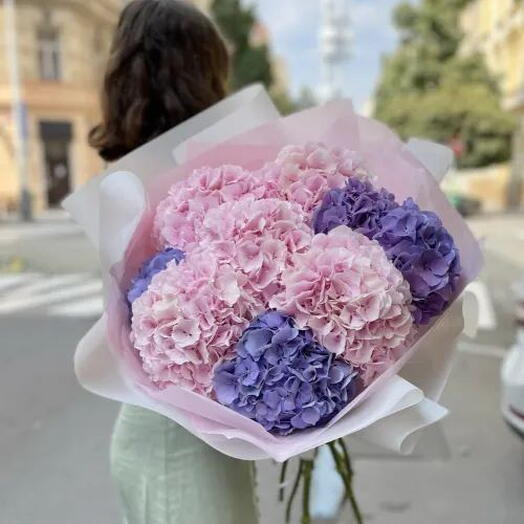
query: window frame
37 25 62 81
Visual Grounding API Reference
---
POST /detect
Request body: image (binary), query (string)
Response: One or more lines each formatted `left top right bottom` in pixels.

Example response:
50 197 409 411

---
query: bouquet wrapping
65 86 481 467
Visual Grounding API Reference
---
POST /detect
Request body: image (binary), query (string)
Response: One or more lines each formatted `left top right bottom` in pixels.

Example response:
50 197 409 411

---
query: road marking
465 281 497 331
47 295 104 317
0 272 105 318
0 278 102 314
0 273 39 293
1 273 87 297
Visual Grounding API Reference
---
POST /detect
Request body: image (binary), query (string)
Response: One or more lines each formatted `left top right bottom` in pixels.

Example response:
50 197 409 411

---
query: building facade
0 0 120 214
461 0 524 207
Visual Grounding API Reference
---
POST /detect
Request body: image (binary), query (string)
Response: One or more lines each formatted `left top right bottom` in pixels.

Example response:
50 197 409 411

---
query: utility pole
3 0 32 221
319 0 352 102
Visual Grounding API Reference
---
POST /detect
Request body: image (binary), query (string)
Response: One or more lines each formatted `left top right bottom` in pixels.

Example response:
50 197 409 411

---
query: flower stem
328 441 363 524
337 439 363 524
286 460 303 523
279 460 289 502
300 459 314 524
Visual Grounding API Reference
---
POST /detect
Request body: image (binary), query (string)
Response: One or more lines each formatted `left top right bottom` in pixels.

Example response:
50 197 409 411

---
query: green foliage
294 87 318 111
211 0 314 115
374 0 514 168
270 90 298 115
210 0 273 91
271 86 318 116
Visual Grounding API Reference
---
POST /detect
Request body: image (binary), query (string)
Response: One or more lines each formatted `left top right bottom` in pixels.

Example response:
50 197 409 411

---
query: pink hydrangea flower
270 225 414 369
154 165 266 250
259 142 368 216
130 247 265 395
358 347 403 387
199 195 313 302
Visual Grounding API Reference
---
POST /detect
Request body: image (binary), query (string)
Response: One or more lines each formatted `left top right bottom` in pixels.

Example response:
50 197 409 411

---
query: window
37 27 62 81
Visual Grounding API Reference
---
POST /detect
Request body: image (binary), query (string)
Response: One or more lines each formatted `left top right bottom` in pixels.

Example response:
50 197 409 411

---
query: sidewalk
0 209 80 240
0 213 98 274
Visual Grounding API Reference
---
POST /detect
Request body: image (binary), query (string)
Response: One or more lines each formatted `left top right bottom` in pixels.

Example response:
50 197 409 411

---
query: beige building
461 0 524 208
0 0 120 215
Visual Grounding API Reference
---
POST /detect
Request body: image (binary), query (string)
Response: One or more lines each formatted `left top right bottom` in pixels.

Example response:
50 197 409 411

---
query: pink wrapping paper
65 88 481 461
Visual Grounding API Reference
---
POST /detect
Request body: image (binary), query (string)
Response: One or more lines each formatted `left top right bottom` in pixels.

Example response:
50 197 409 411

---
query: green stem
285 460 303 524
279 460 289 502
337 438 353 475
336 439 363 524
327 441 345 482
301 459 314 524
328 442 364 524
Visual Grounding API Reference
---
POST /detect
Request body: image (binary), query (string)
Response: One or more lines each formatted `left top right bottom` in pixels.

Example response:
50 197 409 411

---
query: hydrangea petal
270 226 414 379
313 178 462 324
126 248 185 305
213 311 360 435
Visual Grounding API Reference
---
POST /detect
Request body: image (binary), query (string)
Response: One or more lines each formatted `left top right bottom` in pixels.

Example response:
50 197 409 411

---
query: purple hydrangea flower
213 311 360 436
127 247 185 305
313 178 461 325
313 177 397 237
375 198 461 324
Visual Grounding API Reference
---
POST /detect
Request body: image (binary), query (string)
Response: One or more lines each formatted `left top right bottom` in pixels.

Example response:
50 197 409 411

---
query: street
0 213 523 523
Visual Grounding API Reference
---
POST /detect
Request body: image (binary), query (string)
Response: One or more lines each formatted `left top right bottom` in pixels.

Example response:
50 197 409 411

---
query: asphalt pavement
0 213 523 524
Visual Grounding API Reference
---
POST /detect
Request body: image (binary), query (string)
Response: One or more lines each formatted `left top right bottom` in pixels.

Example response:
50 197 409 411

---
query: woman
89 2 258 523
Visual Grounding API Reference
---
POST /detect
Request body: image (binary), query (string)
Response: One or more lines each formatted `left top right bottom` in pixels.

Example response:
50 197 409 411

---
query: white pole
3 0 32 221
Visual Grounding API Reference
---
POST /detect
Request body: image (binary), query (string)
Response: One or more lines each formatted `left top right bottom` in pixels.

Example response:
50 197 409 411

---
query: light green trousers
111 404 259 524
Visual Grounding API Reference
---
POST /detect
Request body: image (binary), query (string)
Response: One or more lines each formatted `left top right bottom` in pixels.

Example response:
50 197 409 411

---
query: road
0 213 523 523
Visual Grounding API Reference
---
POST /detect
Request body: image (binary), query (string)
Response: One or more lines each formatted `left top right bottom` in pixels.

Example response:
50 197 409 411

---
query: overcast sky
246 0 401 112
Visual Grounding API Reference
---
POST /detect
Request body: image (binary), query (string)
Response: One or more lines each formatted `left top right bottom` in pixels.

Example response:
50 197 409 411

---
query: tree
294 87 318 111
269 90 297 115
211 0 273 90
211 0 309 115
270 86 318 116
374 0 514 168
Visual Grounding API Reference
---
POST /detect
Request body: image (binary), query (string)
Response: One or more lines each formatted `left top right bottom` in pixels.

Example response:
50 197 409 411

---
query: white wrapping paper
64 86 481 461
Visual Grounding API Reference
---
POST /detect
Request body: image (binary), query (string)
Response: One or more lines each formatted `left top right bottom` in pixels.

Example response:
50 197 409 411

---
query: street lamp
3 0 32 221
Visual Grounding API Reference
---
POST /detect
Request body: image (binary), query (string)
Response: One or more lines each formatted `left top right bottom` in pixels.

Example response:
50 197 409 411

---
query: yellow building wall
461 0 524 106
0 0 119 215
460 0 524 209
0 7 7 83
442 165 511 213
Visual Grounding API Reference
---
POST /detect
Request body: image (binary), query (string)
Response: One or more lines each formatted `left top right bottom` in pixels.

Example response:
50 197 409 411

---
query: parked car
447 193 482 217
501 279 524 439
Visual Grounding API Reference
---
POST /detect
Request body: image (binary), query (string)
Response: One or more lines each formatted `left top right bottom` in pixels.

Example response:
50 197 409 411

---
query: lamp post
3 0 32 221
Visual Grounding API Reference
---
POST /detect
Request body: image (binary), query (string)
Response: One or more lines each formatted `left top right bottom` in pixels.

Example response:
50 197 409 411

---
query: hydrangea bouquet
65 86 481 523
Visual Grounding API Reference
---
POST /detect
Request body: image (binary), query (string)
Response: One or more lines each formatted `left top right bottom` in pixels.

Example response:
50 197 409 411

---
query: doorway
39 121 72 207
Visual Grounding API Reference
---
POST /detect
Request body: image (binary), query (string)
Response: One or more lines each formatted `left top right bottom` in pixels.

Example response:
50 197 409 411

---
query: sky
246 0 401 113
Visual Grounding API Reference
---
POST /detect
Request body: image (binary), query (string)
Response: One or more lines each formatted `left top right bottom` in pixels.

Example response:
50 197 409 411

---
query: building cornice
0 82 99 113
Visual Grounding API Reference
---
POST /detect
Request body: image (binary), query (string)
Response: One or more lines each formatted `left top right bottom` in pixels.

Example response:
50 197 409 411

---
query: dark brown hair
89 0 229 162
